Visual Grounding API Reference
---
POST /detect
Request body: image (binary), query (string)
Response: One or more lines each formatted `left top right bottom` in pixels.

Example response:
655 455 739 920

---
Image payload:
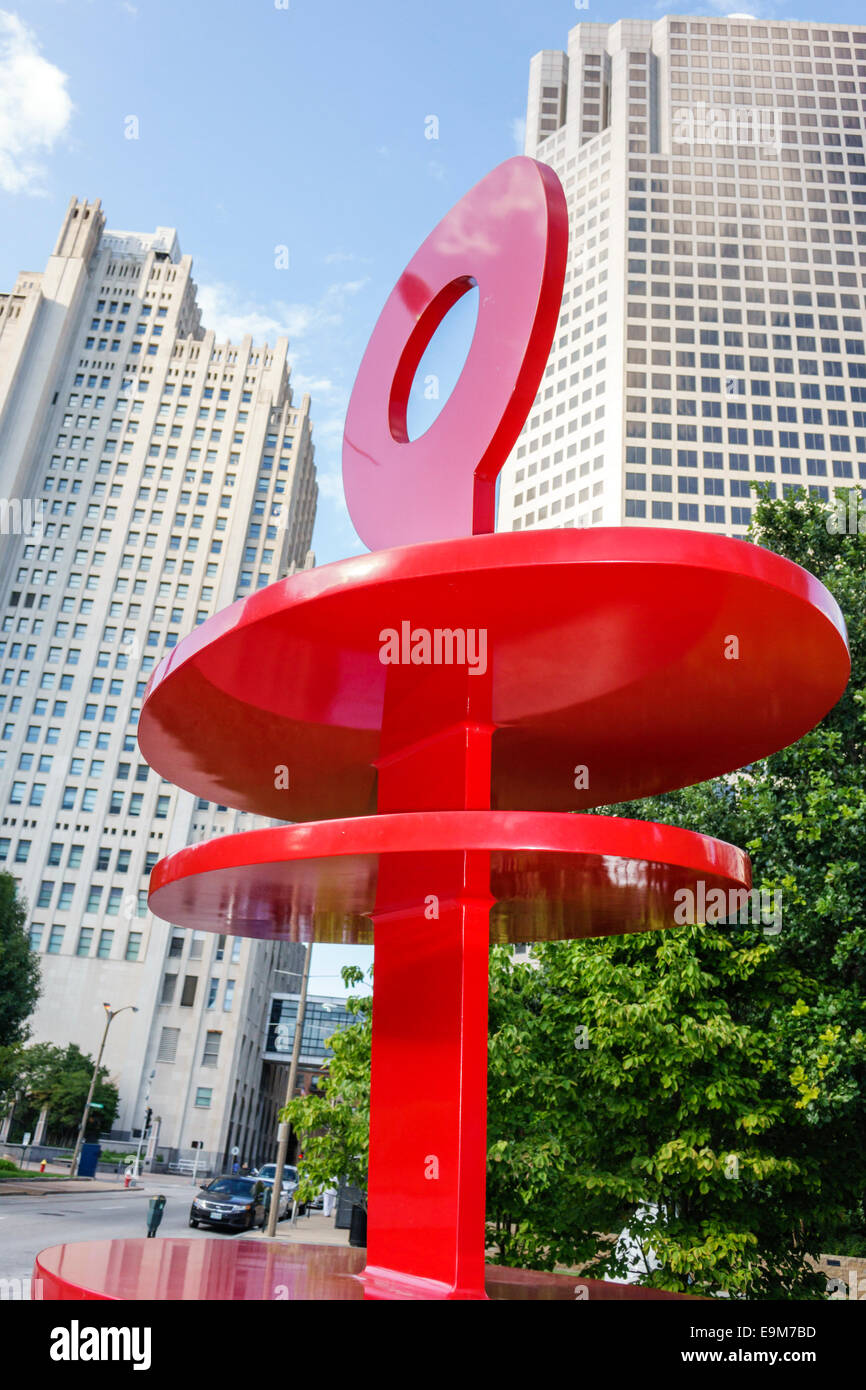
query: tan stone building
0 198 317 1170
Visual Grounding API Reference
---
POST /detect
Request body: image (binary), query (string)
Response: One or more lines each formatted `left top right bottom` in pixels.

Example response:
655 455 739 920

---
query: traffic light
144 1107 152 1130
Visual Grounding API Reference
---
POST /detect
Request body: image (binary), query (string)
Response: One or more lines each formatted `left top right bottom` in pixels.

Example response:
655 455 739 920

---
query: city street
0 1174 303 1298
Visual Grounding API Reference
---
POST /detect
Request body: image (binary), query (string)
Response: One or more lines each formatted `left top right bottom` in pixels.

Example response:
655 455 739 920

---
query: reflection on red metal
46 157 851 1301
148 811 753 945
341 157 569 551
32 1239 692 1301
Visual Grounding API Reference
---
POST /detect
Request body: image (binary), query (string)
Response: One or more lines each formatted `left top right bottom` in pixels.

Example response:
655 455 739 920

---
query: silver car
255 1163 297 1218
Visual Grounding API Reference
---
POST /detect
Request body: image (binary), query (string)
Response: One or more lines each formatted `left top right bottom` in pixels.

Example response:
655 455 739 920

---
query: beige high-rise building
498 15 866 536
0 198 317 1170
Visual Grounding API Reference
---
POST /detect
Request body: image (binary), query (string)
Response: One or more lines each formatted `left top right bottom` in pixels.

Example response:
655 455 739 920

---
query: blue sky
3 0 865 560
2 0 864 993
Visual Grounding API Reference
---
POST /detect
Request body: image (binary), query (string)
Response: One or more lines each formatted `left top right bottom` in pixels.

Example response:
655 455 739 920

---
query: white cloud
659 0 775 11
313 415 349 440
510 116 526 155
292 375 335 395
322 249 366 265
196 277 368 348
0 11 73 195
316 468 347 501
707 1 767 13
195 284 309 344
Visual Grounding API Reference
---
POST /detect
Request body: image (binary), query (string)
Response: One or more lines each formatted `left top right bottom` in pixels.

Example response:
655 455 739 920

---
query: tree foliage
282 966 371 1202
5 1042 119 1142
0 870 39 1051
488 485 865 1295
487 935 841 1297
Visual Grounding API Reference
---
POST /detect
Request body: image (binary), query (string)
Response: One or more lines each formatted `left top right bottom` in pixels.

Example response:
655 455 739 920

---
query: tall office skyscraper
0 199 317 1168
498 16 866 536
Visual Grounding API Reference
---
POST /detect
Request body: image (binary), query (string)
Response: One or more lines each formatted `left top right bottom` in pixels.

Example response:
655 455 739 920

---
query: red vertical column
363 667 494 1299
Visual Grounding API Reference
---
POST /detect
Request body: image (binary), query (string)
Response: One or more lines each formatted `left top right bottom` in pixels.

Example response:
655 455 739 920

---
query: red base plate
33 1239 693 1301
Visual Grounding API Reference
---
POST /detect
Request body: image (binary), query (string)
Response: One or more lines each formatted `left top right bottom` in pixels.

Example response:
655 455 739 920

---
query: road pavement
0 1172 324 1299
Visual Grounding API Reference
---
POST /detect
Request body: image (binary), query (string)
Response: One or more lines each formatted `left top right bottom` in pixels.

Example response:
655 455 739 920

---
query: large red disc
33 1239 689 1301
147 811 750 945
139 528 849 822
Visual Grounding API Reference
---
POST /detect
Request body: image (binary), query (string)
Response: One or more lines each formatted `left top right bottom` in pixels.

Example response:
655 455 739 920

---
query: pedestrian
323 1185 337 1219
232 1160 239 1174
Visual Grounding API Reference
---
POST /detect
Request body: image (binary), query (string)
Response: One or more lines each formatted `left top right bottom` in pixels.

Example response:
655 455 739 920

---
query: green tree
485 487 865 1295
487 936 844 1297
8 1042 119 1144
0 872 40 1122
283 966 371 1203
0 871 40 1050
598 484 866 1270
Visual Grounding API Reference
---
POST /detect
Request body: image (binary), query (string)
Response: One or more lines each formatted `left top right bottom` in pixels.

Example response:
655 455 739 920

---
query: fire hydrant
39 1158 47 1173
124 1169 132 1188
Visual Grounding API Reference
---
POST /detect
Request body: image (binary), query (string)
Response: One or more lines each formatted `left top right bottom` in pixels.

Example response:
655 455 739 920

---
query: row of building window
31 881 149 914
627 431 864 455
8 780 167 815
626 473 760 494
159 972 232 1012
668 22 863 38
0 838 156 872
28 923 142 959
624 500 750 523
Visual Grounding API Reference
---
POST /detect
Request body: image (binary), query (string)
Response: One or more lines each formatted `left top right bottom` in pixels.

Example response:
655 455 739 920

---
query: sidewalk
0 1177 129 1196
246 1211 350 1248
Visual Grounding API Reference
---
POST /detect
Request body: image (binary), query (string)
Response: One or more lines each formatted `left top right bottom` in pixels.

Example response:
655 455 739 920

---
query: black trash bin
348 1204 367 1248
335 1184 364 1229
78 1143 101 1178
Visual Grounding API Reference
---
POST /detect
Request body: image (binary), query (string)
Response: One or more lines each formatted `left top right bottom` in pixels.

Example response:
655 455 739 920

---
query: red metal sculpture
342 158 569 549
35 157 849 1301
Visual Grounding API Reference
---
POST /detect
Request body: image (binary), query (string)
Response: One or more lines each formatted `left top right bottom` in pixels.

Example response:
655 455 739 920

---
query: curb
0 1179 132 1196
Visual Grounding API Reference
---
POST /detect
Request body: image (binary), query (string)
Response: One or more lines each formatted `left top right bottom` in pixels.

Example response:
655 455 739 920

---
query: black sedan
189 1176 267 1231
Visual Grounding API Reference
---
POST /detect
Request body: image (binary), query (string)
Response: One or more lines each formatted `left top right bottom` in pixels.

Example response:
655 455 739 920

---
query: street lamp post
265 944 313 1238
70 1002 138 1178
133 1068 156 1180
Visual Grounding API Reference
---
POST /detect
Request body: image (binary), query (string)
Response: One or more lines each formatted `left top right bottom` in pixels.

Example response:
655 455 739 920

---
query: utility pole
70 1003 138 1178
265 943 313 1237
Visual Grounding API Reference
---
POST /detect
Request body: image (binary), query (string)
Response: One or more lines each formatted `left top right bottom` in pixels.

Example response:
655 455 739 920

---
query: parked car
254 1163 298 1218
259 1179 291 1218
256 1162 298 1191
189 1176 267 1231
